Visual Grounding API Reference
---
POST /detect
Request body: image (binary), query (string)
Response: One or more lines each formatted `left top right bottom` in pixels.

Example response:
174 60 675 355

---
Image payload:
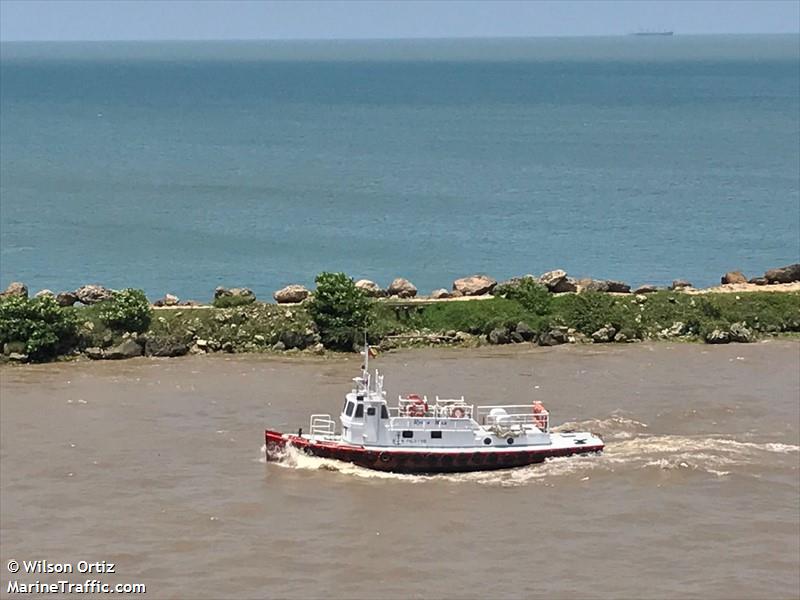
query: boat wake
260 415 798 487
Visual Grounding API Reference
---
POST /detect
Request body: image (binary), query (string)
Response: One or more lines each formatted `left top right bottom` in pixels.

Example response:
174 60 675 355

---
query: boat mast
361 332 370 391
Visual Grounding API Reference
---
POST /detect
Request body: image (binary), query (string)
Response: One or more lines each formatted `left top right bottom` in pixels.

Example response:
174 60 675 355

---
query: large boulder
591 326 617 343
430 288 452 299
103 339 143 359
729 322 755 343
84 347 105 360
539 328 568 346
721 271 747 285
56 291 79 307
748 277 769 286
538 270 568 292
515 321 536 342
551 277 578 293
705 329 730 344
452 275 497 296
153 293 180 307
273 284 310 304
665 322 687 337
387 278 417 298
633 284 660 294
34 289 55 299
0 282 28 299
355 279 384 297
581 279 630 293
488 327 511 345
605 280 631 293
764 263 800 284
670 280 693 291
75 284 114 305
144 337 189 357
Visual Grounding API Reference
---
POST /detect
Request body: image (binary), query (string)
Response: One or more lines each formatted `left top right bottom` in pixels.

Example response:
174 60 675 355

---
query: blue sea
1 36 798 301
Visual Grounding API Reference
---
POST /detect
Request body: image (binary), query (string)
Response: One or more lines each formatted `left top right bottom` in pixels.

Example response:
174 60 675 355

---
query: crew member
532 400 548 430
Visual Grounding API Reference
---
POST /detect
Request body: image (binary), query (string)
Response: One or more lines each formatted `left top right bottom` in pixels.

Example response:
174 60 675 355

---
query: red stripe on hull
265 430 603 474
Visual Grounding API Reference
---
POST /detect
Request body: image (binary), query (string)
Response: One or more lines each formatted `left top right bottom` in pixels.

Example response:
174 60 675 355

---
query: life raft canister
407 394 428 417
451 406 466 418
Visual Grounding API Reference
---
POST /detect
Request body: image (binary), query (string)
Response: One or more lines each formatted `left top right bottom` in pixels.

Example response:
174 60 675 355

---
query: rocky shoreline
0 263 798 363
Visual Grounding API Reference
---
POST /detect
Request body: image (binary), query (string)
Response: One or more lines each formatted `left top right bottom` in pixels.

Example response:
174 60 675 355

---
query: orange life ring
451 406 466 418
407 395 427 417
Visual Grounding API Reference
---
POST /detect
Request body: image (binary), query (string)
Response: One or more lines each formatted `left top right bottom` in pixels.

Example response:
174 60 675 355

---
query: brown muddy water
1 342 798 600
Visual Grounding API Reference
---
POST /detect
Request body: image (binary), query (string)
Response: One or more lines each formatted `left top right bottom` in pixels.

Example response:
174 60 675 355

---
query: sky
1 0 798 42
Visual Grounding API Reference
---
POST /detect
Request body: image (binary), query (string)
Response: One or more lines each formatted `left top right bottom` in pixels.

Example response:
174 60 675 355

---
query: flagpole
365 331 369 372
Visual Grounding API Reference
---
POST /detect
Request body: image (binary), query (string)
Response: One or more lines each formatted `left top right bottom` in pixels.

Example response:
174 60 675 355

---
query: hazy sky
1 0 798 42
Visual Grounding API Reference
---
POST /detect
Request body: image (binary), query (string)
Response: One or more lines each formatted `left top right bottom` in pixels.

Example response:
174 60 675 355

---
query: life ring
407 394 428 417
379 452 391 463
451 406 466 418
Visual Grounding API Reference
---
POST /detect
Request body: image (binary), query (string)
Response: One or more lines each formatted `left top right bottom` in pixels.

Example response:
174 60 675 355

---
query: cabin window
367 407 376 416
345 402 355 417
431 431 442 439
355 404 364 418
402 430 414 439
380 405 389 419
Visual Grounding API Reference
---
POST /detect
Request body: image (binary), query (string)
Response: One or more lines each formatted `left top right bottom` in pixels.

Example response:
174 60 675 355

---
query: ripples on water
261 414 799 487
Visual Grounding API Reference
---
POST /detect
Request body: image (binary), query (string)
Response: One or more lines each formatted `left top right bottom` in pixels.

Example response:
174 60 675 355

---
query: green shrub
0 295 77 360
496 278 552 315
552 292 640 335
212 295 255 309
706 293 800 333
553 292 616 334
308 272 372 351
97 288 152 333
410 297 543 335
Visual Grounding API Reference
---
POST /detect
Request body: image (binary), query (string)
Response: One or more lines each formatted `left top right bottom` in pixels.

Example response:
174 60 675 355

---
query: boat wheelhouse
265 350 604 474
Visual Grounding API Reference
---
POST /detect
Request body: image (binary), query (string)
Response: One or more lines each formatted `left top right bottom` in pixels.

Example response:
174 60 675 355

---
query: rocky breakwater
2 263 798 363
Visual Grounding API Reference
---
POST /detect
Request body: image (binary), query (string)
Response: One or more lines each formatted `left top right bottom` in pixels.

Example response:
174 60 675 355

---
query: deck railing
393 395 474 419
309 413 336 436
476 405 549 432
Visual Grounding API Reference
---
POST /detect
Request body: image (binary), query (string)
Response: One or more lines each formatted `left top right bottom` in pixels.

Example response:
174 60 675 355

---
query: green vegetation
96 288 152 333
147 303 317 353
552 292 634 335
494 278 552 315
307 272 373 351
401 297 542 335
0 295 77 361
373 290 800 344
212 295 255 309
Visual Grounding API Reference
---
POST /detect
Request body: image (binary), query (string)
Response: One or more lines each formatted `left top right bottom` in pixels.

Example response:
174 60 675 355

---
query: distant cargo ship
631 31 674 36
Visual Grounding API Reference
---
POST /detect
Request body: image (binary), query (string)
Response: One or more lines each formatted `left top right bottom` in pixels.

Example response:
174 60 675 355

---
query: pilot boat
265 347 604 474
